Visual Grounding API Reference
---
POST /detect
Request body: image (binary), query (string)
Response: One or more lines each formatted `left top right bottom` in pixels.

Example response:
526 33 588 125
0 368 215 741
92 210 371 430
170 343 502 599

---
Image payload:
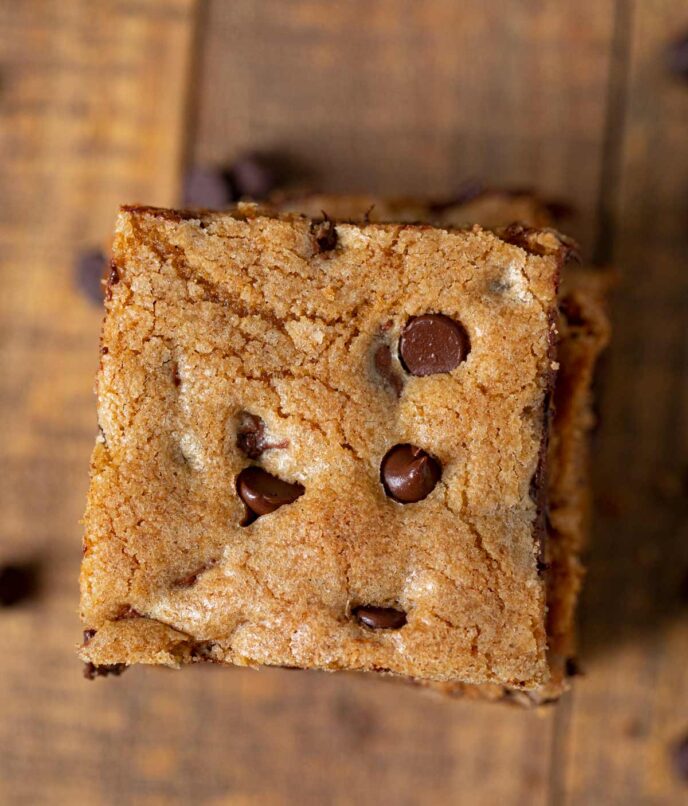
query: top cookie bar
80 203 563 687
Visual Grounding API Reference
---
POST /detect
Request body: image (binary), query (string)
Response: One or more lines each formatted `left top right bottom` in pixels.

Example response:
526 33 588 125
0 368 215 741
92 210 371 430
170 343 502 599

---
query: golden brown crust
80 204 562 687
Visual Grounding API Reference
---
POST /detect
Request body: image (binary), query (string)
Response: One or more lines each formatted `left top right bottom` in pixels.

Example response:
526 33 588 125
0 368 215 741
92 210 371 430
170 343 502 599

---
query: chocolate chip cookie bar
80 203 568 689
271 192 611 703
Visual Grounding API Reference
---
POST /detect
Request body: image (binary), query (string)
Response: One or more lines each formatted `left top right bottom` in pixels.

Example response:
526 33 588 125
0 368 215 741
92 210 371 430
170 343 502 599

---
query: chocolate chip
83 662 127 681
399 314 470 376
236 466 304 522
236 412 288 459
236 413 268 459
182 165 235 208
373 344 403 397
311 216 338 252
105 261 121 301
565 657 583 677
229 152 277 200
75 248 107 305
671 733 688 782
354 606 407 630
667 32 688 81
380 444 441 503
0 563 39 607
83 629 97 645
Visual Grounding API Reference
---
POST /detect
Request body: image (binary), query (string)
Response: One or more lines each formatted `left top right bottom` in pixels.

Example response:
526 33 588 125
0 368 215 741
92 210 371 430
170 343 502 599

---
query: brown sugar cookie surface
80 204 562 687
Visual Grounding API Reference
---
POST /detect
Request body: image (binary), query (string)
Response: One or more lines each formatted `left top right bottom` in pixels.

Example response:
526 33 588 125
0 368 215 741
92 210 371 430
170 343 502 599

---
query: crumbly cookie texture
80 203 564 687
270 193 612 704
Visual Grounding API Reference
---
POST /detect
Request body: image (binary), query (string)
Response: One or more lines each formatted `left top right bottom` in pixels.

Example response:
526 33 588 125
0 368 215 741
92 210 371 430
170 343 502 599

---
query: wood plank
0 1 198 804
557 1 688 803
195 0 616 255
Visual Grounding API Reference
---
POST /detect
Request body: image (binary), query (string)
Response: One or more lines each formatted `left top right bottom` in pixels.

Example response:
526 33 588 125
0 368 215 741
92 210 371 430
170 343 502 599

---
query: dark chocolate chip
671 733 688 782
105 261 120 300
229 152 277 200
354 605 407 630
565 657 583 677
236 412 288 459
83 662 127 681
236 466 304 522
172 363 181 387
311 216 338 252
373 344 403 397
0 563 39 607
667 32 688 81
75 248 107 305
182 165 235 208
236 413 268 459
399 314 470 376
82 629 97 645
380 444 441 503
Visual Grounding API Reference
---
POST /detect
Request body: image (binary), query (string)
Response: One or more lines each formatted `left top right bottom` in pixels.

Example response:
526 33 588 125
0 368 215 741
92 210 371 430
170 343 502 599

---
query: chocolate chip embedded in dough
399 314 470 376
354 606 407 630
236 466 304 522
380 444 441 503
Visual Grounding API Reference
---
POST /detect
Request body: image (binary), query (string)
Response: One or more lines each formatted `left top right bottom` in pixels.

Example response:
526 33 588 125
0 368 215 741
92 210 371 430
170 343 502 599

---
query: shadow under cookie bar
80 203 562 688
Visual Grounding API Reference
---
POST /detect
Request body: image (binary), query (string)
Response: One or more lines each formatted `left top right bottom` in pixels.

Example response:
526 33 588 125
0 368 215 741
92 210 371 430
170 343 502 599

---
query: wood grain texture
1 0 687 804
194 0 616 254
0 1 198 804
557 1 688 803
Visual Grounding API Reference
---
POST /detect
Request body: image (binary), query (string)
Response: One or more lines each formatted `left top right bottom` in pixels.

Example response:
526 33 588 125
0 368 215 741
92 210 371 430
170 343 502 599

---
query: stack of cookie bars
80 189 610 705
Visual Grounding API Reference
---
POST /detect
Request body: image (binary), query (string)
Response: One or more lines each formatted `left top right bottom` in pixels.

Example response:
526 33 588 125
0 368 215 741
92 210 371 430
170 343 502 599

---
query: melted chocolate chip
236 466 304 522
236 412 288 459
399 314 470 376
75 248 107 305
311 216 338 252
83 662 127 681
354 606 407 630
373 344 403 397
380 444 441 503
0 563 39 607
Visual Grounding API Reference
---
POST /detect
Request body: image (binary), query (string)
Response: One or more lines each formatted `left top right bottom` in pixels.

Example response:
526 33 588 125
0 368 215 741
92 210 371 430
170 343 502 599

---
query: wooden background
1 1 687 803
